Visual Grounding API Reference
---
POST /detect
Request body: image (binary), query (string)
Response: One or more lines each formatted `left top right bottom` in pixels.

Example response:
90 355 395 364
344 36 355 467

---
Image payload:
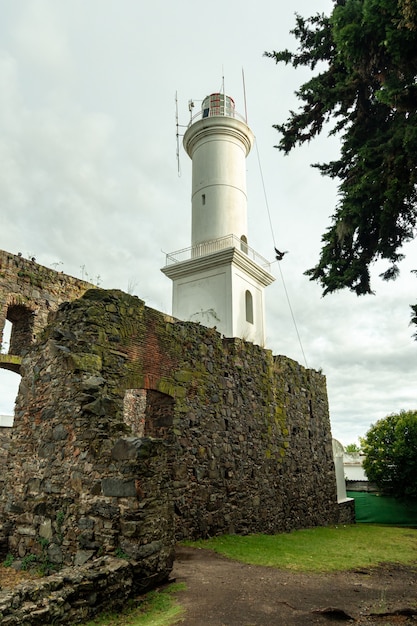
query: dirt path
171 546 417 625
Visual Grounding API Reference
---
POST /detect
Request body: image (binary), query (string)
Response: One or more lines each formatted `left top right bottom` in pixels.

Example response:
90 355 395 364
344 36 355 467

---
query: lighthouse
162 92 274 345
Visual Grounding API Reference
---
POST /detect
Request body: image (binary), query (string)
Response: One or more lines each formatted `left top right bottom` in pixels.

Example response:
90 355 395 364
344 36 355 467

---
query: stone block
111 438 142 460
53 424 68 440
101 478 137 497
74 550 95 566
39 518 53 540
16 526 36 536
67 352 102 373
48 542 63 564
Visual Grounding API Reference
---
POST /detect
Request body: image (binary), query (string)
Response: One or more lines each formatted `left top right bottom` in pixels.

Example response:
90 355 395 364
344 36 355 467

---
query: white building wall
344 456 367 481
190 136 248 244
231 269 265 345
332 439 352 503
184 117 253 247
0 415 13 427
166 248 272 345
172 265 231 335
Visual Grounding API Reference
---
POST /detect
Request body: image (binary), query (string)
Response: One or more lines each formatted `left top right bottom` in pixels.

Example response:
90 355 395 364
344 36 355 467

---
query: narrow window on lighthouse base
245 290 254 324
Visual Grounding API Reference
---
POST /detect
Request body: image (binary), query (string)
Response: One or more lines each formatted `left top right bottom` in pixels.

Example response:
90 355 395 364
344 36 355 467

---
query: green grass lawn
184 524 417 572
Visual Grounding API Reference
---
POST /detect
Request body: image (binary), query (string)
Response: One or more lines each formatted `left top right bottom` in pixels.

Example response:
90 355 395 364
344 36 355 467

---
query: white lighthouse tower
162 92 274 345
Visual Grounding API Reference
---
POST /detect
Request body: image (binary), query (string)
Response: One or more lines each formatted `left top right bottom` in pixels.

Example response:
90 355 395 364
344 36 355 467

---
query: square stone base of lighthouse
162 240 275 346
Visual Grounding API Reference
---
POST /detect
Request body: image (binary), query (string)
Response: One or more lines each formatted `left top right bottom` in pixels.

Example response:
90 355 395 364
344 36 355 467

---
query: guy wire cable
254 137 309 369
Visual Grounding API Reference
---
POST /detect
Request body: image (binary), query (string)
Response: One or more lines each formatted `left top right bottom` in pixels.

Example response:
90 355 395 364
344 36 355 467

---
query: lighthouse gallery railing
164 234 271 271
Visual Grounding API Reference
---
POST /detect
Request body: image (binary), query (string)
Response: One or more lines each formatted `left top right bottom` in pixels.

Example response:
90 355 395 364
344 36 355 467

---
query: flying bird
274 247 288 261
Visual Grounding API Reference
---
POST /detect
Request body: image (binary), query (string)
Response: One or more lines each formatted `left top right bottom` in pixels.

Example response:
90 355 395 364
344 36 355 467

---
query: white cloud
12 0 73 77
0 0 416 446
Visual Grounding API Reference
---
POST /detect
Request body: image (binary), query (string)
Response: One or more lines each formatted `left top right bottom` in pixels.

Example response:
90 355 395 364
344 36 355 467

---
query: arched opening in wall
240 235 248 254
245 290 254 324
123 389 174 440
7 304 35 356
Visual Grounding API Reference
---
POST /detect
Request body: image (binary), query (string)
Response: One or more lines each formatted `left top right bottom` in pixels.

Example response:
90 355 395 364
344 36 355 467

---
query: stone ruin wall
0 288 353 555
0 250 93 372
0 253 355 623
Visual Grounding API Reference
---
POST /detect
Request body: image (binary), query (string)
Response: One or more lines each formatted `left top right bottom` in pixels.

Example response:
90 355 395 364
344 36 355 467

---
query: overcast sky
0 0 416 446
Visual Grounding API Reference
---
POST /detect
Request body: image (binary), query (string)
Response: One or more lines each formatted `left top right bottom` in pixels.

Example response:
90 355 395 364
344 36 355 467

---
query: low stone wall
346 480 378 493
0 554 170 625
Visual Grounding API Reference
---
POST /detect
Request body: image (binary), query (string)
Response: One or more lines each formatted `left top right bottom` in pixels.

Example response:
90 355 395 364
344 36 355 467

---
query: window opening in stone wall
123 388 174 440
0 319 11 354
7 304 35 355
309 399 314 418
123 389 146 437
245 290 254 324
0 322 21 417
0 369 19 422
202 194 206 205
145 390 174 440
240 235 248 254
